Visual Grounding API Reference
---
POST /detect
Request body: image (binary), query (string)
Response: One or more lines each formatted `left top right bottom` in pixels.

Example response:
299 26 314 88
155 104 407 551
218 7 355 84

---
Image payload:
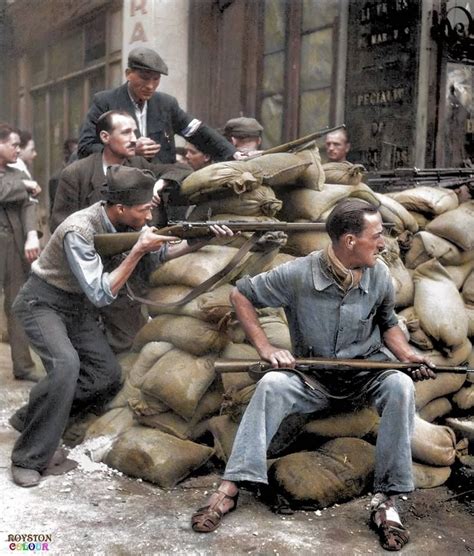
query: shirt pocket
356 310 376 342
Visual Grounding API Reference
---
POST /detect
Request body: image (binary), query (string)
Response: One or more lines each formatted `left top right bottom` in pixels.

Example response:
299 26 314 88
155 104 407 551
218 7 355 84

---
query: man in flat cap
9 165 232 487
224 117 263 154
77 46 237 165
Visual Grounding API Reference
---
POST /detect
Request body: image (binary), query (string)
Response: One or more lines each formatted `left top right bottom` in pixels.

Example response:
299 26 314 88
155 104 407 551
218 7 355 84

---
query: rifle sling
125 233 261 308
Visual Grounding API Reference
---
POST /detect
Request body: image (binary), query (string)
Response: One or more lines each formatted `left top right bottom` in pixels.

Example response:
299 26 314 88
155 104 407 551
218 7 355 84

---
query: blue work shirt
236 250 398 397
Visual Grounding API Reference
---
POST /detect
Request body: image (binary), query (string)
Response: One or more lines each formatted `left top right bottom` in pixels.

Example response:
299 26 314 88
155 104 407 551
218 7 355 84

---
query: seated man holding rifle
191 199 436 552
10 165 232 488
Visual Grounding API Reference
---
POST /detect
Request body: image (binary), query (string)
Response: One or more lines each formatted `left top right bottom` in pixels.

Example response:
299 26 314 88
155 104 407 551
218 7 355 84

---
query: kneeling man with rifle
10 165 232 488
192 198 436 551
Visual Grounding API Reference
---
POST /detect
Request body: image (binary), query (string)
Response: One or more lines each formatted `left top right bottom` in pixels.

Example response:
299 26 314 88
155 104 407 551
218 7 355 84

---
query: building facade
1 0 473 219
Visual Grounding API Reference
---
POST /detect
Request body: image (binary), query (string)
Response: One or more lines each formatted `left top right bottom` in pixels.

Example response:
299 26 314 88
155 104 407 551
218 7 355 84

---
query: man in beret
77 46 237 165
10 165 232 487
224 117 263 154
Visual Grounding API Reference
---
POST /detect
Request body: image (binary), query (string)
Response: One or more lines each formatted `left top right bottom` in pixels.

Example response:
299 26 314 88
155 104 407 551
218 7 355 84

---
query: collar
311 251 370 294
127 86 147 111
100 203 117 233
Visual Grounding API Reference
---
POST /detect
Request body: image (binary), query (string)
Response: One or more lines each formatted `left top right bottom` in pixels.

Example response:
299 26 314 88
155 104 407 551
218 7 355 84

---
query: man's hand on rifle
134 227 178 255
259 345 296 369
402 353 436 381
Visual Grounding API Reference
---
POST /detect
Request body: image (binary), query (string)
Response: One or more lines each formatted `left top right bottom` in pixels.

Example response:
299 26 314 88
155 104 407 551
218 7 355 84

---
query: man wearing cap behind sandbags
78 46 237 165
325 128 351 163
223 117 263 155
192 199 436 552
10 165 232 488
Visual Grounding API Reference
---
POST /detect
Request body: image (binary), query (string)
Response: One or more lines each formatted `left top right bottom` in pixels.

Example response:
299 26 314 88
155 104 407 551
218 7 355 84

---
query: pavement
1 340 473 556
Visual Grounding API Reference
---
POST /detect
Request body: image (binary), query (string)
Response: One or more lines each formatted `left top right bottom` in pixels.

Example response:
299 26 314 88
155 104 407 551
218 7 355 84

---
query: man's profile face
325 131 350 163
20 139 37 166
126 68 161 102
102 114 138 158
0 133 21 165
118 202 153 230
349 212 385 269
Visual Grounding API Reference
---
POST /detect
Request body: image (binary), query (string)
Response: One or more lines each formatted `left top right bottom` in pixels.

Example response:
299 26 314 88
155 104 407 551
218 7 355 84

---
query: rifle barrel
214 358 472 374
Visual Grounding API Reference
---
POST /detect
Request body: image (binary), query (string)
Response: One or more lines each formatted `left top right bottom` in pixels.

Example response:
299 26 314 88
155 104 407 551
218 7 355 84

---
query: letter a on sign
130 22 148 43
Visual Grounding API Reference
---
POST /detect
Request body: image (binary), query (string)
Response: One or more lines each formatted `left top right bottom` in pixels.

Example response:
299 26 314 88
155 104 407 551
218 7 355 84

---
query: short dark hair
18 130 33 149
326 128 349 143
326 199 379 242
96 110 134 142
0 123 17 142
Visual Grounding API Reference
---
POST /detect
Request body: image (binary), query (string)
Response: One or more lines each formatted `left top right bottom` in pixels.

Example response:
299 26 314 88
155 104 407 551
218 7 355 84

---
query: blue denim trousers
223 370 415 494
11 274 122 472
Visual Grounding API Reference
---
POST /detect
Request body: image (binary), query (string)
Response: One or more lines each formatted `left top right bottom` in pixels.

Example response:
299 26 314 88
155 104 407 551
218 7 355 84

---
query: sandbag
418 398 452 422
206 414 239 463
411 415 456 466
277 184 349 221
105 426 214 487
219 342 260 391
385 256 414 308
444 260 474 289
388 186 459 216
412 462 451 488
283 229 331 257
408 211 430 229
244 152 311 187
116 351 139 383
140 349 216 421
412 338 472 366
181 160 262 198
148 245 244 288
293 146 325 190
304 408 379 438
268 438 375 509
452 384 474 410
374 192 419 234
135 389 223 440
398 306 434 350
106 379 141 410
128 341 174 388
189 185 283 218
322 161 365 185
262 252 296 271
413 259 468 348
463 270 474 304
404 231 463 269
133 314 227 355
146 284 233 321
225 311 291 350
84 407 134 447
426 201 474 251
129 391 169 415
415 372 467 410
445 416 474 442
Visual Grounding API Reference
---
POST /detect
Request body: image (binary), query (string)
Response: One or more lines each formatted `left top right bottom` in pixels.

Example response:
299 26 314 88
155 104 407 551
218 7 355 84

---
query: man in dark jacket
77 46 236 164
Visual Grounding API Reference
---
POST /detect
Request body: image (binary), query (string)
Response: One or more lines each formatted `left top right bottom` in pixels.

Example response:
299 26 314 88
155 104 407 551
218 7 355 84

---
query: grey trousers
223 370 415 494
11 274 122 472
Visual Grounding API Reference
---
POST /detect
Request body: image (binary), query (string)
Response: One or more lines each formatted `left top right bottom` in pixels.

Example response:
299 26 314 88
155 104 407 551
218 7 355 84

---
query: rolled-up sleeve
376 267 399 331
235 263 294 309
64 231 116 307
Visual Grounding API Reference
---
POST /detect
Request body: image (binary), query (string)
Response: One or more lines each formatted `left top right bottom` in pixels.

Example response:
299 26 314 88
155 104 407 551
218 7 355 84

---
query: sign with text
345 0 421 170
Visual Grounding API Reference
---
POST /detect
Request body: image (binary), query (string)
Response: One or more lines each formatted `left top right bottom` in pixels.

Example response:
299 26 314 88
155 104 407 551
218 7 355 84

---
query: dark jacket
50 152 191 232
77 83 235 164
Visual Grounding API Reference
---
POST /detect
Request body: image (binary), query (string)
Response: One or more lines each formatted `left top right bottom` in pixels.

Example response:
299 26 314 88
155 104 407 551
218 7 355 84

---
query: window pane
48 32 83 79
30 51 46 86
261 94 284 147
302 0 339 32
264 0 286 54
262 51 285 96
300 29 333 91
109 9 123 54
109 62 123 88
85 12 106 64
89 71 106 97
68 79 83 139
299 89 330 136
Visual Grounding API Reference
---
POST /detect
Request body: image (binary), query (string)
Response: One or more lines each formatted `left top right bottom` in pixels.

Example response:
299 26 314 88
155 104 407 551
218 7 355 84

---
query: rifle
366 167 474 193
94 220 395 258
260 124 346 155
215 358 473 379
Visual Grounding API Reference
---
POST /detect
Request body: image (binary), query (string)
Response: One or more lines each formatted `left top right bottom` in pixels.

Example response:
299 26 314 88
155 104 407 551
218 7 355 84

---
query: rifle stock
94 219 395 257
214 358 472 375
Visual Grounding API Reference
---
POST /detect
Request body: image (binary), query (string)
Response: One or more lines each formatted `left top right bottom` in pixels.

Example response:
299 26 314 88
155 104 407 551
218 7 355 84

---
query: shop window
85 13 106 64
48 32 83 79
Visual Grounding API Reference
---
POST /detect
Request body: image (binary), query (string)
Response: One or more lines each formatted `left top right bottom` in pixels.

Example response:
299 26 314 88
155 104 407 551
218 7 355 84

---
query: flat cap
128 46 169 76
104 165 156 206
224 117 263 138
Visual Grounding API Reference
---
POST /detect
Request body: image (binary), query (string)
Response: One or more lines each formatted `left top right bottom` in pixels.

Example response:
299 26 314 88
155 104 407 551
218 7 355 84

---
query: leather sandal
371 499 410 551
191 488 239 533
